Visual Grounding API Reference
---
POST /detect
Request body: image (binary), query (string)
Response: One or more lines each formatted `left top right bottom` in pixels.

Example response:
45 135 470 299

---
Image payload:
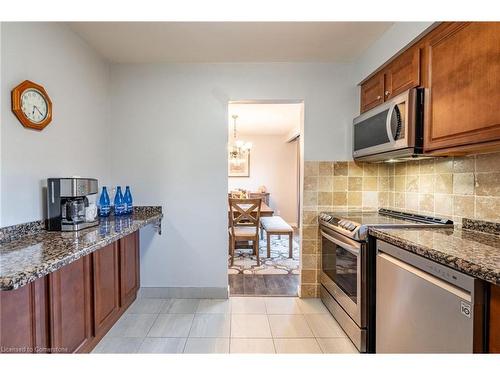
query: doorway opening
227 100 304 296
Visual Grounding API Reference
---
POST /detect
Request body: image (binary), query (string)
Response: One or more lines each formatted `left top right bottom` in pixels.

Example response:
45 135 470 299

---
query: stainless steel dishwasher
376 240 485 353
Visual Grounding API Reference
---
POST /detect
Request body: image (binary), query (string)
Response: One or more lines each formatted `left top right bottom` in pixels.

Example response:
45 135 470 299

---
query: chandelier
228 114 252 165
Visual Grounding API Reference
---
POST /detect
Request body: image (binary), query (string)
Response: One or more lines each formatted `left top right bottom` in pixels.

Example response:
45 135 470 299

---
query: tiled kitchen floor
92 296 358 354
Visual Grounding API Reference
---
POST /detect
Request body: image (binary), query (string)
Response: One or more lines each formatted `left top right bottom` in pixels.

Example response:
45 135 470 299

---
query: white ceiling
228 103 302 136
69 22 393 63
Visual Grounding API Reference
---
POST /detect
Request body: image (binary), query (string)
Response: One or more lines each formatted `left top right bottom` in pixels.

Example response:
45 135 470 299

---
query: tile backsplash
389 153 500 222
299 151 500 297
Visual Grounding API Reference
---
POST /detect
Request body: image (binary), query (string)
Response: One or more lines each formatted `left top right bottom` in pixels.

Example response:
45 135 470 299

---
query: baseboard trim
138 286 229 299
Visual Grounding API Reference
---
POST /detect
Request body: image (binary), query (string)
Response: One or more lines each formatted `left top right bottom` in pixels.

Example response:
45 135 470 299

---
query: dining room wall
228 134 299 226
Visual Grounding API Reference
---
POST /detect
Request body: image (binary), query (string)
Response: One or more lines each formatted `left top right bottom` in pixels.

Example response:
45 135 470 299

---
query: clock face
20 89 48 123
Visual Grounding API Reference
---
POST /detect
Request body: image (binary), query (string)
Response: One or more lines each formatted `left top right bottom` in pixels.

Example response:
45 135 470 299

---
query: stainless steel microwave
353 88 424 162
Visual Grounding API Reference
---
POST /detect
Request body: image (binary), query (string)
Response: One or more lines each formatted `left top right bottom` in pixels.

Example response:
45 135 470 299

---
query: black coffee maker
47 178 99 231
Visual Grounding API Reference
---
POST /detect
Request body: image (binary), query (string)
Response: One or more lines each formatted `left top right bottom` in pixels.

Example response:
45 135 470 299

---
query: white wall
228 135 298 225
109 62 357 290
1 23 111 226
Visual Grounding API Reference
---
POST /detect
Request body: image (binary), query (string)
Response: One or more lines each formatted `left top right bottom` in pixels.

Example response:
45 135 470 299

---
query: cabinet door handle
385 90 391 96
377 95 382 100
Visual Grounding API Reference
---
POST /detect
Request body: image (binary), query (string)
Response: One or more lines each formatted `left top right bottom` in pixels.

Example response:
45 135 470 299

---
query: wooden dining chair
228 197 262 266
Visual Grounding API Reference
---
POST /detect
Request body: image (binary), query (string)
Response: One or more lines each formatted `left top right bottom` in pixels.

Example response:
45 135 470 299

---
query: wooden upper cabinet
120 231 140 308
49 256 93 353
360 72 385 113
424 22 500 152
93 242 121 337
360 46 420 113
384 47 420 100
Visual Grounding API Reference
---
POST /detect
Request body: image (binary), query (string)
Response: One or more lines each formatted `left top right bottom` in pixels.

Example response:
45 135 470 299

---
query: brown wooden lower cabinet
0 277 49 353
120 231 140 309
0 229 141 354
93 242 121 338
489 284 500 353
48 255 93 353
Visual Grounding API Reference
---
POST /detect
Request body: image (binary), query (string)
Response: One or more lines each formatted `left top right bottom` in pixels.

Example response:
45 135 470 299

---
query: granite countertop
0 207 162 291
370 224 500 285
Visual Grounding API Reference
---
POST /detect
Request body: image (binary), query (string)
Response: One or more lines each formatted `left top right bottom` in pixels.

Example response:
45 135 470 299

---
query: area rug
228 236 300 275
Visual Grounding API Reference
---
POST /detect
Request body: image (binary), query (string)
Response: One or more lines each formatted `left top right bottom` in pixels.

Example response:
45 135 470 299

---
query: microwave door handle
320 230 360 256
386 103 396 143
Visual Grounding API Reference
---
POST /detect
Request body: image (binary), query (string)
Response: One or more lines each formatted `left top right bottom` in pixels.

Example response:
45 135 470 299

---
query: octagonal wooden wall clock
11 80 53 131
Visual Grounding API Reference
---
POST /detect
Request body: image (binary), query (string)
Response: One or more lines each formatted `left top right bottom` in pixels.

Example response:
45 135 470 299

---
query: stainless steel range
318 208 453 353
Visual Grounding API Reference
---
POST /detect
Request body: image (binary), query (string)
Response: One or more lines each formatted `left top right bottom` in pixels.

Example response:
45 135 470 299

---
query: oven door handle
320 230 360 256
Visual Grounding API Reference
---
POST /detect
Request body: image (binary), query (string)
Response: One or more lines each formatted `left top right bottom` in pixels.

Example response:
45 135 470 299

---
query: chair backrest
228 198 262 236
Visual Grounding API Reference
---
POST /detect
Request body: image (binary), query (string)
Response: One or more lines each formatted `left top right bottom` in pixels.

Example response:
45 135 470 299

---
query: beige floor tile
126 298 169 314
231 314 272 338
231 297 266 314
147 314 194 337
196 299 231 314
274 338 322 354
162 299 200 314
304 314 346 338
230 339 276 353
99 296 349 354
316 338 358 353
183 338 229 353
92 337 143 353
106 313 157 338
189 314 230 337
265 297 302 314
138 337 186 353
297 298 329 314
268 315 314 338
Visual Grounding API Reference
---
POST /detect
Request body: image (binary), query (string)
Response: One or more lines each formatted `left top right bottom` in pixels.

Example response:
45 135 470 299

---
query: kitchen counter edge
0 207 162 291
369 227 499 286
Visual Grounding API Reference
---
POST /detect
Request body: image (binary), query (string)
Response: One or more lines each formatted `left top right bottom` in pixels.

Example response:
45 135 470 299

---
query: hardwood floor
229 274 299 297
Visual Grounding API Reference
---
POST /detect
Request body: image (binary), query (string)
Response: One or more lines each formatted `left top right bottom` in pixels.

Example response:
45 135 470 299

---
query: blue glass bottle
123 186 133 215
114 186 125 216
98 187 111 217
